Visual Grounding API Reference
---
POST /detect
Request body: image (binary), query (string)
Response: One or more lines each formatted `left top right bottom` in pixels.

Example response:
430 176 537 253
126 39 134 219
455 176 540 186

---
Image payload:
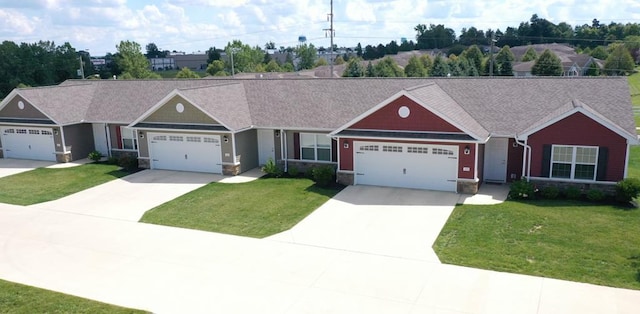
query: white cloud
0 9 37 35
345 0 376 23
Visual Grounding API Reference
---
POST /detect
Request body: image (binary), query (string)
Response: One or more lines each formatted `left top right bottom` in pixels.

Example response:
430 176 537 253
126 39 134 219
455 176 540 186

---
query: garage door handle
403 168 406 174
185 154 188 160
29 145 31 149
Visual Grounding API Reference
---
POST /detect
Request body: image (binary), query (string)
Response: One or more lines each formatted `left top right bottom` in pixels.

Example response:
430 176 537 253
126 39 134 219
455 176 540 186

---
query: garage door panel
354 141 458 192
149 133 222 174
1 127 56 161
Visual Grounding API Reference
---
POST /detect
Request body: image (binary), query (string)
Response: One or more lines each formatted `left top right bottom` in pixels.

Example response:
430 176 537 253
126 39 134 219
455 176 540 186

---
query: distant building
150 58 175 71
173 54 208 71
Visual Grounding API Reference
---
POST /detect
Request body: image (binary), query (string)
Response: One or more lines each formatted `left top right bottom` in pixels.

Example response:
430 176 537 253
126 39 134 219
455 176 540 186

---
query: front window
551 145 597 180
300 133 331 161
120 127 138 150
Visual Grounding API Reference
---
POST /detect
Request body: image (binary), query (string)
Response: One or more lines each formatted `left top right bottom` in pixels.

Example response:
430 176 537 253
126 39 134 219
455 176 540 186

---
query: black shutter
293 133 300 159
331 139 338 162
541 144 552 177
596 147 608 181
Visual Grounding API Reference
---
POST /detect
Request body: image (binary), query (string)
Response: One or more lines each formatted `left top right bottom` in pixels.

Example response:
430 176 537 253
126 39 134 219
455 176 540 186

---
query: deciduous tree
531 49 563 76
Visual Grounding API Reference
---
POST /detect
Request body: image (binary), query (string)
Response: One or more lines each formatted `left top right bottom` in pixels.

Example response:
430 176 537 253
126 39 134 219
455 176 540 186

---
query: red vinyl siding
528 112 627 181
340 138 354 171
507 138 524 182
349 96 462 133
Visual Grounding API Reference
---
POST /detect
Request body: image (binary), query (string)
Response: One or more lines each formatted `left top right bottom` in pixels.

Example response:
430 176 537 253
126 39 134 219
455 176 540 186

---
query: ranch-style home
0 77 636 193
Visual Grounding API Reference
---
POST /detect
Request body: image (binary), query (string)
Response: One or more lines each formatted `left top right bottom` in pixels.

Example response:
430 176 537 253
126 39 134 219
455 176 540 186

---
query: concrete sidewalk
0 159 55 178
1 203 638 314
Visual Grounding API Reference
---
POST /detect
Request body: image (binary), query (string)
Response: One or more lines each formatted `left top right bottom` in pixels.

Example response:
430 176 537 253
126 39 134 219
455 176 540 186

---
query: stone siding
336 171 354 186
223 164 240 176
457 180 479 194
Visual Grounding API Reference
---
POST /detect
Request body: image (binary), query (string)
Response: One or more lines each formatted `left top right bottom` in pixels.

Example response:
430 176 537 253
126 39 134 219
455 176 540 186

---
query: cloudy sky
1 0 639 56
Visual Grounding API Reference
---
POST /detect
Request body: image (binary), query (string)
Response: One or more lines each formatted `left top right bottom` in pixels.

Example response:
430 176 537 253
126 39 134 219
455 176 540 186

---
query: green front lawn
0 163 129 205
140 178 343 238
0 279 147 313
434 200 640 290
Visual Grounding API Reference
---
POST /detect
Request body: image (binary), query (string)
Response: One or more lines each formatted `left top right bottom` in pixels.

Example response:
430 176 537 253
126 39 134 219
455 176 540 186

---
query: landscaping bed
140 177 343 238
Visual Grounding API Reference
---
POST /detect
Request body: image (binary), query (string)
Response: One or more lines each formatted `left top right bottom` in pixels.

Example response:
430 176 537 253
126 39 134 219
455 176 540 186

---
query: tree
604 44 635 75
206 60 226 76
419 54 433 74
521 47 538 61
372 57 404 77
295 43 317 70
590 46 609 60
415 24 456 49
342 58 365 77
430 55 450 77
462 45 483 74
624 35 640 63
585 62 601 76
365 61 375 77
265 59 281 72
116 40 160 79
495 45 515 76
404 55 427 77
314 57 328 67
531 49 563 76
206 47 221 64
355 43 363 57
175 67 200 78
225 40 265 73
145 43 167 58
334 55 345 65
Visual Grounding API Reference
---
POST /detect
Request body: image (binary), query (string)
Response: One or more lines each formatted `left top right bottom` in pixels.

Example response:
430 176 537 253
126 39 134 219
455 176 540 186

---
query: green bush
540 186 560 199
615 178 640 203
287 165 299 177
106 156 119 165
564 186 582 200
311 165 335 187
509 179 535 199
117 156 138 171
87 150 102 162
261 158 283 178
586 189 605 202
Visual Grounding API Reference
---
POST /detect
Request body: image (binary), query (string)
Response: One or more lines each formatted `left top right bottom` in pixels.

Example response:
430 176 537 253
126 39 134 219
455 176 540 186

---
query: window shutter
541 144 551 177
331 139 337 162
115 126 122 149
293 132 300 159
596 147 608 181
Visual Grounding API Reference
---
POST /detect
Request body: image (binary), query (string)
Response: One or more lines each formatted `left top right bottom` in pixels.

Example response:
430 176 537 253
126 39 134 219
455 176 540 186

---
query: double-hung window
300 133 331 162
120 126 138 150
550 145 598 180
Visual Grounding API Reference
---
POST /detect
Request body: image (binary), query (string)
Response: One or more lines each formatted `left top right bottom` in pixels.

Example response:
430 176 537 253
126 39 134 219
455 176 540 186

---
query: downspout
105 123 112 157
514 135 532 182
59 126 68 155
624 142 631 178
335 136 340 183
474 142 479 181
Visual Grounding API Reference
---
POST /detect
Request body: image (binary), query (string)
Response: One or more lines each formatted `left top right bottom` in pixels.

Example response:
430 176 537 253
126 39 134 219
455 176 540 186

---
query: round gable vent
17 101 25 110
176 103 184 113
398 105 410 118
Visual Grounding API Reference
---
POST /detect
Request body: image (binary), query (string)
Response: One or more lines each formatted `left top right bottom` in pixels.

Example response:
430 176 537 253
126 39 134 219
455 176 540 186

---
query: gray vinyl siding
63 124 95 161
234 129 258 173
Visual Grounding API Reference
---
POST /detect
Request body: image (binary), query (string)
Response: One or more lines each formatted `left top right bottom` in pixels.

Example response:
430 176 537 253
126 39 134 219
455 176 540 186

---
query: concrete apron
1 203 639 314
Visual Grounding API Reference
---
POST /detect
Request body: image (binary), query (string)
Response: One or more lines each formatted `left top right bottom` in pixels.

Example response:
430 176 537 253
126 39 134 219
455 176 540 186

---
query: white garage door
149 133 222 174
1 127 56 161
354 141 458 192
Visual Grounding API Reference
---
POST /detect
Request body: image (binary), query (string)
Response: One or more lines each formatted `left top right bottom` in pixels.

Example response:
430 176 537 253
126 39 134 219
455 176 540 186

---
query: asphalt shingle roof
10 77 635 140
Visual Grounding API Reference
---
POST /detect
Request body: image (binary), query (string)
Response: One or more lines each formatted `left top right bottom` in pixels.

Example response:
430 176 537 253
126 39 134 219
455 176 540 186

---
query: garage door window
120 127 138 150
301 133 331 161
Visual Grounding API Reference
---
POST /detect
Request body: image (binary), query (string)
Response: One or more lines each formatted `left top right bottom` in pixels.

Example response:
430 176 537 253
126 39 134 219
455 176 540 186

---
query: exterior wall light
464 145 471 155
139 131 144 139
275 130 280 137
343 140 349 149
223 135 229 143
53 129 59 136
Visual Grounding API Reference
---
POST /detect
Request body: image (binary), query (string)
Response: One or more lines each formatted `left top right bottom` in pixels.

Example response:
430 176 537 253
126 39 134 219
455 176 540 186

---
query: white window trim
120 126 138 151
300 133 332 162
550 145 598 181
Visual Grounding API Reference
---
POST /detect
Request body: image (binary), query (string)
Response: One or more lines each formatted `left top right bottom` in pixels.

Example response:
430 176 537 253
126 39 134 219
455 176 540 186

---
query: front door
257 129 275 165
484 137 508 183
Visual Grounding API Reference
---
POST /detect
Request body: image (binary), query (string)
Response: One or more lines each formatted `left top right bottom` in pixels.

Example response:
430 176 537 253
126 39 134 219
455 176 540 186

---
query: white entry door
149 133 222 173
483 137 508 183
257 129 275 165
1 127 56 161
354 141 458 192
92 123 109 156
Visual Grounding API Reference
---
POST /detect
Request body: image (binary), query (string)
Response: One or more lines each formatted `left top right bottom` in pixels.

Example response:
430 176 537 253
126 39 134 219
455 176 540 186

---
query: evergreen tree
431 55 451 77
521 46 538 61
604 44 635 75
175 67 200 78
404 55 427 77
342 58 365 77
365 61 375 77
531 49 563 76
495 45 515 76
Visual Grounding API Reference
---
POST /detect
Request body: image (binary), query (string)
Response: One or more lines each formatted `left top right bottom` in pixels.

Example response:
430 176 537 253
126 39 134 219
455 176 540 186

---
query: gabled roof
2 77 635 140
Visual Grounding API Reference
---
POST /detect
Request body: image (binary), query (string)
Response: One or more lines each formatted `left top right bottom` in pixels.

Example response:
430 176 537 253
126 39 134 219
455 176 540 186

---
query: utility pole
489 33 496 77
323 0 335 78
79 55 85 79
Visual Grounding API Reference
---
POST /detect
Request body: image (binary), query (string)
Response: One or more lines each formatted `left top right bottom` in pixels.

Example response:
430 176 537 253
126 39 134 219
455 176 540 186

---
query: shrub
117 156 139 171
262 158 283 177
509 179 535 199
540 186 560 199
615 178 640 203
287 165 299 177
106 156 119 165
311 165 335 187
586 189 605 202
87 150 102 162
564 186 582 200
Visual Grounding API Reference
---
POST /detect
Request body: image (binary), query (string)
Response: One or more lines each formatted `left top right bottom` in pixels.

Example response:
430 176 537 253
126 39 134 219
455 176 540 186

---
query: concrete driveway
0 158 55 178
267 185 459 262
29 169 220 221
1 201 639 314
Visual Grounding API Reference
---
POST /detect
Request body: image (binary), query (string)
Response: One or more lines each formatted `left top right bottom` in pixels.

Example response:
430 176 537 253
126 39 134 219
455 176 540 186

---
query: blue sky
0 0 639 56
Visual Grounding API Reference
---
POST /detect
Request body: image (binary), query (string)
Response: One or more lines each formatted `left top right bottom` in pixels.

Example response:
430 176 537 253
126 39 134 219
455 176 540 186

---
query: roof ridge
177 82 241 91
404 82 435 91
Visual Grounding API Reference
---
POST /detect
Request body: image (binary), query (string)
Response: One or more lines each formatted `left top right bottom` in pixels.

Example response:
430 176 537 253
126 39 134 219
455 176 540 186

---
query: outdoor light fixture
464 145 471 155
139 131 144 139
223 135 229 143
343 140 349 149
275 130 280 137
53 129 59 136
